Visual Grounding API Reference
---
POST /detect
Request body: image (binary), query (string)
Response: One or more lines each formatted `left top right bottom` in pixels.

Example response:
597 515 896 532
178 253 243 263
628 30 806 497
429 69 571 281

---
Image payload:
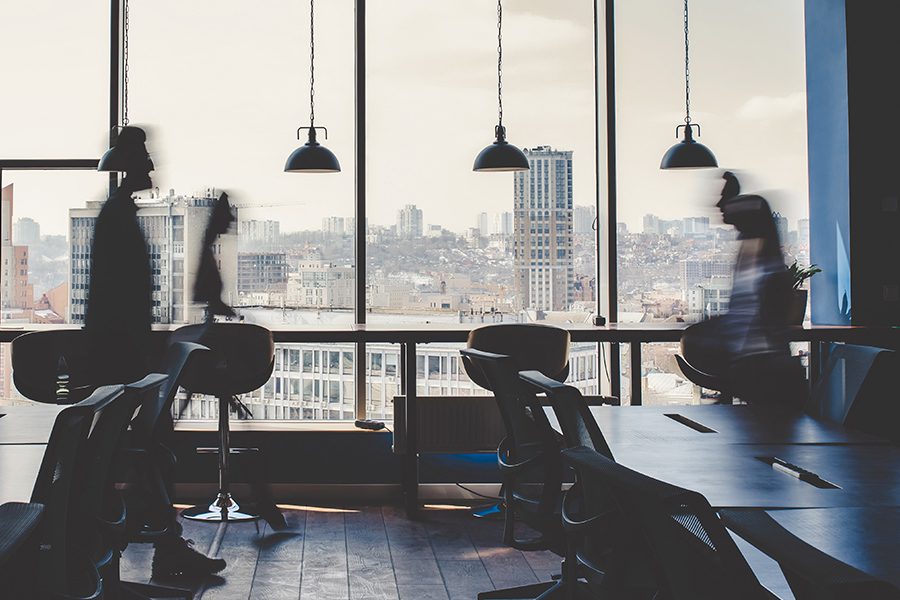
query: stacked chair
460 323 620 600
2 339 211 598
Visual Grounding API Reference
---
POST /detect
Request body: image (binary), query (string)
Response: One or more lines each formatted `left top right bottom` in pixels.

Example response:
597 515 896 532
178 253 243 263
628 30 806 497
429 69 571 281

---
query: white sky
0 0 808 236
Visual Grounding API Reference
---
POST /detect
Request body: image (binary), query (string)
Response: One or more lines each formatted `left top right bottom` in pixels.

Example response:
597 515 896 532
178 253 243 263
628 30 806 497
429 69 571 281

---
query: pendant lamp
285 0 340 173
473 0 529 172
99 0 149 173
660 0 717 170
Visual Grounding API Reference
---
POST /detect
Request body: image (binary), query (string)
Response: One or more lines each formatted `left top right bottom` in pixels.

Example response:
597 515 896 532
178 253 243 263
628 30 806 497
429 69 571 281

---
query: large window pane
0 2 108 158
128 0 355 326
615 0 809 322
366 0 598 325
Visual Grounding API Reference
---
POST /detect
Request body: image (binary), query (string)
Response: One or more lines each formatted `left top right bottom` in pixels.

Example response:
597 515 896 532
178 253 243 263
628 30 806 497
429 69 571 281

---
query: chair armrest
561 483 612 537
497 437 546 472
721 509 900 597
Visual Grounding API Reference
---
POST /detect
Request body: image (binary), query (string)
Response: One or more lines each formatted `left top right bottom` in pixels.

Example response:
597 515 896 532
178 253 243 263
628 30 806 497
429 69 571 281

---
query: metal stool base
182 493 258 522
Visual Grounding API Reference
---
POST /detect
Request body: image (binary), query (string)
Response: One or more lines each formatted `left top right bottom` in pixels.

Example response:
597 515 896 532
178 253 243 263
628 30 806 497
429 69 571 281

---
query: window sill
173 420 393 433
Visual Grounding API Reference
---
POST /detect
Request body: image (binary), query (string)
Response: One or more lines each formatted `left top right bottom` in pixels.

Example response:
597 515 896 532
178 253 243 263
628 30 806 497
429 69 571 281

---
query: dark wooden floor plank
117 505 548 600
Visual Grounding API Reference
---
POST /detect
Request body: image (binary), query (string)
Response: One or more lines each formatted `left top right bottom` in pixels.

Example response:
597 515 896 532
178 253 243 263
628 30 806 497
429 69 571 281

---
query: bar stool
170 322 275 522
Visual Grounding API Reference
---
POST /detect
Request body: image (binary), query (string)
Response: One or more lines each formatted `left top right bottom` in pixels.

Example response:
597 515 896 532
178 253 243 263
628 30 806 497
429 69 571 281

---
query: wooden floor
121 505 560 600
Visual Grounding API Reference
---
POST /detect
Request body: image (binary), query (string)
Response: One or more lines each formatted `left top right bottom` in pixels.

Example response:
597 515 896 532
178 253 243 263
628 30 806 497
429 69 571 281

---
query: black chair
675 319 733 403
30 385 127 600
563 446 771 600
169 323 275 522
77 379 155 600
806 343 899 443
11 330 93 404
115 342 209 599
459 348 564 600
462 323 573 519
518 372 647 600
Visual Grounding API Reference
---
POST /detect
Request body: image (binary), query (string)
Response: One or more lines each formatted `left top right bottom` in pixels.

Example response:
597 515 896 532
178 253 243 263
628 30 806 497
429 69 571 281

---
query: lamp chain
683 0 690 124
497 0 503 127
123 0 130 126
310 0 316 127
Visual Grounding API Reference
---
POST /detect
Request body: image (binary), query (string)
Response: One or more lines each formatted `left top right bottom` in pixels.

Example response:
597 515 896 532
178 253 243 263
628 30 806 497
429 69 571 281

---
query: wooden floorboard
119 504 558 600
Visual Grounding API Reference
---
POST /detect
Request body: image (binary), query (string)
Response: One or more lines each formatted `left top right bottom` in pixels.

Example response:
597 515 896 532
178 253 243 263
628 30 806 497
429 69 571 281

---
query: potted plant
786 261 821 324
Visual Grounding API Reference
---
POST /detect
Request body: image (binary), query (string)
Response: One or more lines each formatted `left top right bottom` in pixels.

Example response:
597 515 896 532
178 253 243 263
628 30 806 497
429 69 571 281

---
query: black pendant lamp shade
285 126 341 173
98 126 154 173
473 0 529 173
285 0 340 173
473 125 529 172
660 0 717 170
660 124 717 169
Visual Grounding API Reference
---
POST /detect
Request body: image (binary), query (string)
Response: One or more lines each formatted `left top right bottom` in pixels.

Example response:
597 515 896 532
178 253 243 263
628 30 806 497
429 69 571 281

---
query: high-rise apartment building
773 212 789 245
476 212 489 237
239 219 280 246
322 216 354 236
643 213 660 234
396 204 423 239
491 211 513 236
13 217 40 246
513 146 574 311
1 185 33 310
69 190 237 324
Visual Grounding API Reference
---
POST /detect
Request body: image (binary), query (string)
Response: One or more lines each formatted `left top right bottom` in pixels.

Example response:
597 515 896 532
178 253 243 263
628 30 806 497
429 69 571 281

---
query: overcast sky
0 0 808 236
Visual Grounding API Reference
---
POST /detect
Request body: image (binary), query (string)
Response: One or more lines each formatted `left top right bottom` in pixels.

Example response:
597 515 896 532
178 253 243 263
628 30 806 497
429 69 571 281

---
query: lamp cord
123 0 130 126
497 0 503 128
683 0 690 124
310 0 316 128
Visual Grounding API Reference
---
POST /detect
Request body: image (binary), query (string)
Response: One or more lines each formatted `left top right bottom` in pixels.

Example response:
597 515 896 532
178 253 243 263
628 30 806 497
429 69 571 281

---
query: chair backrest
11 330 92 404
31 385 124 598
562 446 770 600
518 370 613 458
459 348 563 515
463 323 570 391
808 343 899 442
459 348 559 455
130 342 209 446
169 322 274 396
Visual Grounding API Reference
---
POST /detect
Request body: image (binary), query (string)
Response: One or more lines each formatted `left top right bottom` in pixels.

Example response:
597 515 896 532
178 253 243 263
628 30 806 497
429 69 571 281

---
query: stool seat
169 323 274 396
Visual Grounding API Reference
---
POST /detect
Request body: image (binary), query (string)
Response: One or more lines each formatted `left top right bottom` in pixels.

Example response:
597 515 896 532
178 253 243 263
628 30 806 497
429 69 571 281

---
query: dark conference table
726 507 900 591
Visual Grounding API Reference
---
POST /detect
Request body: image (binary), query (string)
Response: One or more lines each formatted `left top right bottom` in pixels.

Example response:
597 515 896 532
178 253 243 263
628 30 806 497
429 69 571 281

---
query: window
1 1 813 416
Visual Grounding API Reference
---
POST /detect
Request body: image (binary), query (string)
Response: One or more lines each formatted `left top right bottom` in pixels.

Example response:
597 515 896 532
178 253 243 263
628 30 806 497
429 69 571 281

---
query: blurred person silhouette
682 171 805 409
194 192 237 320
85 126 227 577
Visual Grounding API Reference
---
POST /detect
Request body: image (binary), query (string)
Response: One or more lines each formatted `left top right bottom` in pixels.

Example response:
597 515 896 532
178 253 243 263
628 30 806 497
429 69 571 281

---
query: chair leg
477 580 558 599
121 580 193 599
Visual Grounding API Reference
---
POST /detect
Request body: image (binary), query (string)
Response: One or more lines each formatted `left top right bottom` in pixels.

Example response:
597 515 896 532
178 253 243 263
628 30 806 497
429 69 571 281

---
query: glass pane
367 0 599 324
1 171 108 325
615 0 809 323
0 2 108 158
129 0 355 325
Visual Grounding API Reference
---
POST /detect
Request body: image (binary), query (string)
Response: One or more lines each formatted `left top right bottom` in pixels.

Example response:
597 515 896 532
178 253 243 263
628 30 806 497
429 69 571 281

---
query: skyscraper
69 189 237 324
396 204 423 239
513 146 574 311
574 205 596 234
